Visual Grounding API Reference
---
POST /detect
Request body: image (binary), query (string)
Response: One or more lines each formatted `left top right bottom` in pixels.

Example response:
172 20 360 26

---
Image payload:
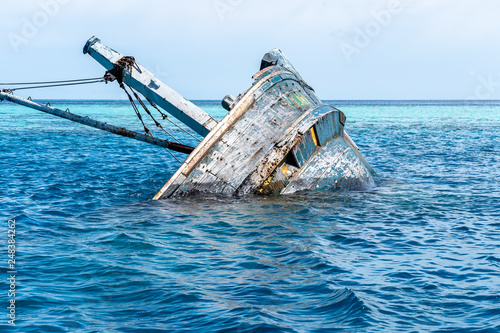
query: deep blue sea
0 100 499 332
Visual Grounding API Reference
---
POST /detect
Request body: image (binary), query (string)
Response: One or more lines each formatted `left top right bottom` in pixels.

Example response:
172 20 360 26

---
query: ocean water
0 99 499 332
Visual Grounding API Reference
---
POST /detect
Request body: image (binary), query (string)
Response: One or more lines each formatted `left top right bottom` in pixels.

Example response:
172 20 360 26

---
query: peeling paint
153 48 377 199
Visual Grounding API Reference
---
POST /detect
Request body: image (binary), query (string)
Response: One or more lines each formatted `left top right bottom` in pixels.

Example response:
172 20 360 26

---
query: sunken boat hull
1 38 376 200
153 54 376 199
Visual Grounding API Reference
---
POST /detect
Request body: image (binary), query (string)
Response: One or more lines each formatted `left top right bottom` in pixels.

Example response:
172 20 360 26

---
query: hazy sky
1 0 499 100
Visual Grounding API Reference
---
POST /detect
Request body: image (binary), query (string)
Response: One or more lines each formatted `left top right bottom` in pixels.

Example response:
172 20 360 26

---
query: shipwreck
0 37 377 199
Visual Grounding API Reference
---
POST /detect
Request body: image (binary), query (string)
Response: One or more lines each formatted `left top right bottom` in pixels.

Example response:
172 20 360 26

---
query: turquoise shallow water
0 100 499 332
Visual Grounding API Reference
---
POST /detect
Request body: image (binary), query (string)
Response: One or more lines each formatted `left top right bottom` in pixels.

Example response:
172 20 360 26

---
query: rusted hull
153 54 376 199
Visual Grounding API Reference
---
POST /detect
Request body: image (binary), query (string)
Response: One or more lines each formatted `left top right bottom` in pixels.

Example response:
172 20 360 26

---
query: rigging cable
120 85 191 164
0 77 104 86
163 147 182 164
121 85 184 164
119 83 151 136
146 98 202 143
126 85 183 144
8 79 105 92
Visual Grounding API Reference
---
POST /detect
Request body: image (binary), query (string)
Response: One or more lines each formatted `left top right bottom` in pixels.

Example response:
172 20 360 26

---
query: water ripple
1 102 499 332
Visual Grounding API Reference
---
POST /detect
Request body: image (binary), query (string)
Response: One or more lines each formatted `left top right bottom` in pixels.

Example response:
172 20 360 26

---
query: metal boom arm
0 91 194 155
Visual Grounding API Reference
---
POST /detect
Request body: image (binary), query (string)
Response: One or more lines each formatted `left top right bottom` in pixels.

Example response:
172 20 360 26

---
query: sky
1 0 499 100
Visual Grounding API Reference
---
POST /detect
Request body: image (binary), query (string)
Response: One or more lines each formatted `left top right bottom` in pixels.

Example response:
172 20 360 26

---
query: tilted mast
83 36 218 137
0 91 195 154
